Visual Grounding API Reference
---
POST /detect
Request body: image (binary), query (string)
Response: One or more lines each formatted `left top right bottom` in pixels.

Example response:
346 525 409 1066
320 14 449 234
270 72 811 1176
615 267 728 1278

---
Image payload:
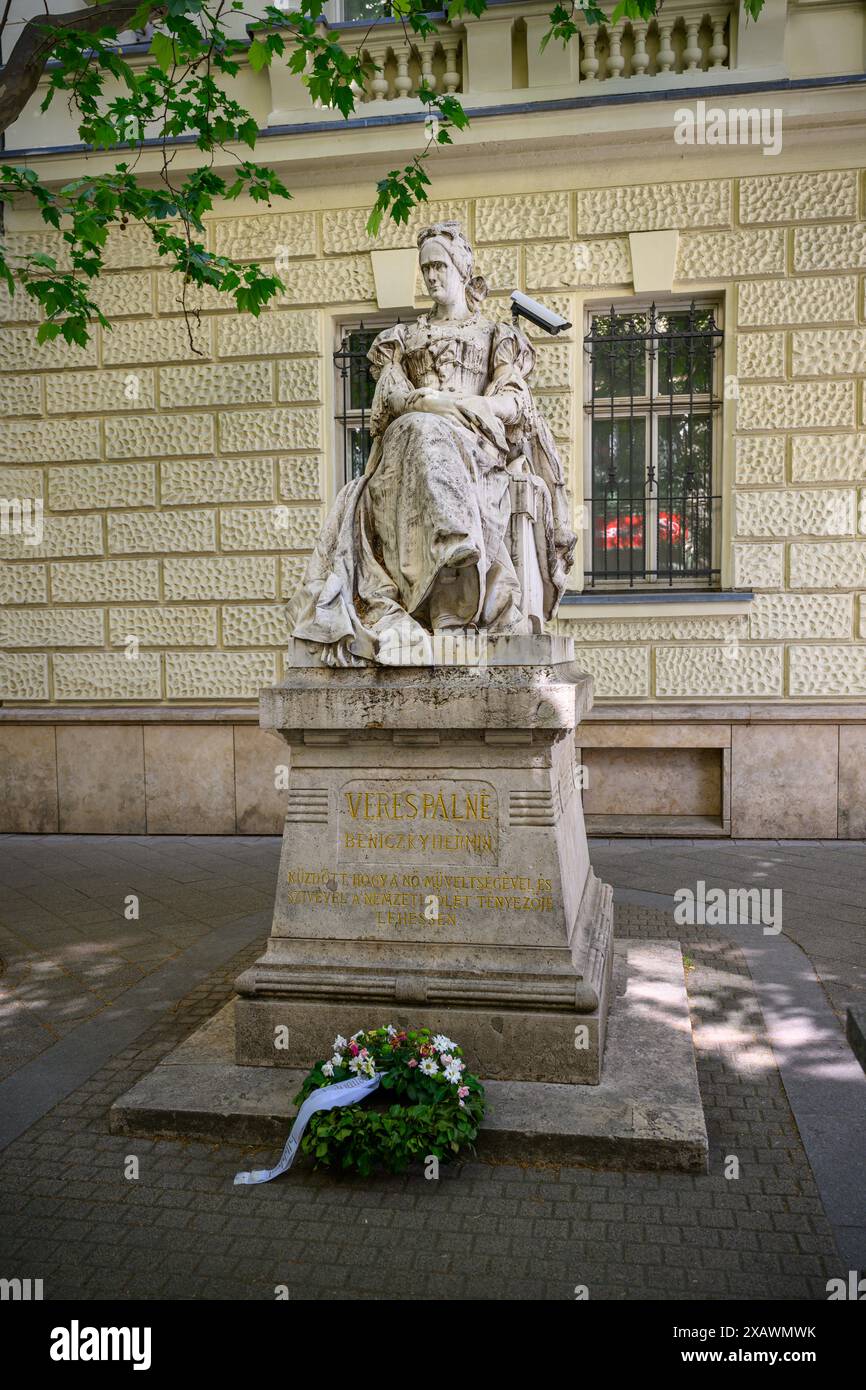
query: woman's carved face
419 241 465 308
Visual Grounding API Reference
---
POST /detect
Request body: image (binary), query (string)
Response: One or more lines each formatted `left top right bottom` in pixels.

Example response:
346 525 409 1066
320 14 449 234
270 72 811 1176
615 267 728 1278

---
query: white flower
386 1024 397 1037
321 1060 334 1078
330 1053 343 1067
333 1035 347 1052
351 1030 364 1041
349 1054 376 1078
419 1057 440 1077
432 1034 457 1054
443 1061 463 1084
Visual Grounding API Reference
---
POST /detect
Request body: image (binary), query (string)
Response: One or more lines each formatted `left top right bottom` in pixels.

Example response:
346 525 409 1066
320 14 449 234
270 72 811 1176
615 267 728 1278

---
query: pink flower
349 1041 360 1056
408 1058 418 1068
441 1054 453 1065
458 1086 469 1098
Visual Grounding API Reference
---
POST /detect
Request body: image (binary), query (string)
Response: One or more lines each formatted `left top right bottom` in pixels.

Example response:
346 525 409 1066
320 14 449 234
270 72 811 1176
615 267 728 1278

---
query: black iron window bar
583 301 723 589
334 320 387 486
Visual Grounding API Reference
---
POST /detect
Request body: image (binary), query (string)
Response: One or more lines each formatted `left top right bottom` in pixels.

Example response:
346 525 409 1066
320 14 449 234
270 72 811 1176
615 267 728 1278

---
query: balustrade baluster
580 28 599 81
709 17 728 68
607 23 625 80
632 21 649 77
657 19 675 73
683 19 703 72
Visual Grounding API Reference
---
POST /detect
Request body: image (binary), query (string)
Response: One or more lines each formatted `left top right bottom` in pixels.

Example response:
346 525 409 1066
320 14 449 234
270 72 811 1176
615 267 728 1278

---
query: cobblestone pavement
0 836 858 1301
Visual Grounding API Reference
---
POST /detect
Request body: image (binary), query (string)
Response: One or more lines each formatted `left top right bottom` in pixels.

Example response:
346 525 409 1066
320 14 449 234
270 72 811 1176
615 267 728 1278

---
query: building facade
1 0 866 837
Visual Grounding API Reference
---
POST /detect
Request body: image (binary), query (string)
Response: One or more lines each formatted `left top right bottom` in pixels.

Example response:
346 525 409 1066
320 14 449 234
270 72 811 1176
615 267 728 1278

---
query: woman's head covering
417 220 489 311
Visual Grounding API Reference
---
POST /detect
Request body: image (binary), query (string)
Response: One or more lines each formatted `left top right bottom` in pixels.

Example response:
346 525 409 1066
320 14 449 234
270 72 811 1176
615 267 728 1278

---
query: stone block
677 228 785 279
108 508 215 555
233 725 289 834
217 310 320 359
215 211 317 261
839 727 866 838
0 607 103 647
738 276 857 327
278 456 321 501
219 407 321 453
477 192 571 243
793 222 866 272
163 556 277 601
655 645 783 698
220 504 322 552
144 725 236 834
736 382 854 432
0 563 46 605
733 542 784 589
50 559 160 604
582 747 721 817
221 604 286 647
0 515 103 561
0 726 58 831
105 413 214 459
159 362 273 409
102 317 212 365
48 463 156 511
0 654 47 699
749 593 852 640
525 239 630 291
730 724 838 838
792 328 866 377
789 645 866 697
109 605 217 648
322 201 467 255
161 457 275 505
277 257 375 307
53 652 162 701
56 725 146 834
277 359 321 403
164 650 277 699
0 418 100 463
792 434 866 482
790 542 866 588
734 488 854 538
739 170 858 224
573 647 649 699
45 368 155 414
578 180 731 233
736 333 786 382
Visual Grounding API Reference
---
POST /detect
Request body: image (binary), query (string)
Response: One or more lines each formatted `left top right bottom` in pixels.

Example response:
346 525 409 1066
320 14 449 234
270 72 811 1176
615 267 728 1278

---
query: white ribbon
234 1071 388 1186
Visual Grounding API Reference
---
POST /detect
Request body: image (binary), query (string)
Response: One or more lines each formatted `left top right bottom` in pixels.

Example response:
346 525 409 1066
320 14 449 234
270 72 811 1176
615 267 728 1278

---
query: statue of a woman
289 221 576 666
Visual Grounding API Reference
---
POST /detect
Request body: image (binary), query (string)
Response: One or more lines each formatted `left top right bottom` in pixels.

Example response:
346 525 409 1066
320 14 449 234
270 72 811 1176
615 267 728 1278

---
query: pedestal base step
110 941 707 1173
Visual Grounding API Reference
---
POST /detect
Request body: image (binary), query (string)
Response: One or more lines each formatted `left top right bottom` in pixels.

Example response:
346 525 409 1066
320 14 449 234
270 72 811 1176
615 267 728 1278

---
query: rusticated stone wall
1 167 865 706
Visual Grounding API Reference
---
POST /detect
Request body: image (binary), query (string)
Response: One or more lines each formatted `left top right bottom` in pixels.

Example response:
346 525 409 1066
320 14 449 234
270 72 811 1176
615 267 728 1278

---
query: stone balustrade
266 1 751 124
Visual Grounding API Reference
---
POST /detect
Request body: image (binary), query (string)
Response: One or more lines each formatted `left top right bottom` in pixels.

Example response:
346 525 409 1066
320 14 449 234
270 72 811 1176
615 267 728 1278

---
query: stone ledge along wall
1 166 865 833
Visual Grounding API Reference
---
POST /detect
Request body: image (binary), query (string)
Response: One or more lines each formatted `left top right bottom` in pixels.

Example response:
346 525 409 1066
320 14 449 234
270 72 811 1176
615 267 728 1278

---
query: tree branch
0 1 163 136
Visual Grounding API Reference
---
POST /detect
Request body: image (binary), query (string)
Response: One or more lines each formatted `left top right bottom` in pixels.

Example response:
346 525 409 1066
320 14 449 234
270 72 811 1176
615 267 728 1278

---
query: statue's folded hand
405 388 466 423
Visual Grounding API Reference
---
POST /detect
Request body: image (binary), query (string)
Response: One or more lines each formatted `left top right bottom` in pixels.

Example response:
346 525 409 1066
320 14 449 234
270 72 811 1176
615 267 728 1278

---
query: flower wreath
293 1026 486 1176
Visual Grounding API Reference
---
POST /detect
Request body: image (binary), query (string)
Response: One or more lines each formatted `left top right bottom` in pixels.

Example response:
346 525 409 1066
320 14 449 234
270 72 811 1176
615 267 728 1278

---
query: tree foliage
0 0 765 346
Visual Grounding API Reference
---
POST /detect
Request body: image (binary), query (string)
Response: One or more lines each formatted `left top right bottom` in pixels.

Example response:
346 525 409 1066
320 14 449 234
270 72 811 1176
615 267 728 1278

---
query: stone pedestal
234 635 614 1085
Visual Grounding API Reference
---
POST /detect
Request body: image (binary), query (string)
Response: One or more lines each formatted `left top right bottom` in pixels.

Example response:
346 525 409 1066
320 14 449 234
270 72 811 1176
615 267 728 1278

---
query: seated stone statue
289 220 577 666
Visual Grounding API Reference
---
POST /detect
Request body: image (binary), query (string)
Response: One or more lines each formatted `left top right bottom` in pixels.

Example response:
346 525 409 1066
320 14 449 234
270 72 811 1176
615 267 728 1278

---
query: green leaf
148 32 175 74
248 40 271 73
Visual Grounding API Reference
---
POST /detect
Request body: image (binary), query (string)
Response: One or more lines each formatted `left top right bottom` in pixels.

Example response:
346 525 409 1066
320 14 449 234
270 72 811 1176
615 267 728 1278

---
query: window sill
559 590 753 620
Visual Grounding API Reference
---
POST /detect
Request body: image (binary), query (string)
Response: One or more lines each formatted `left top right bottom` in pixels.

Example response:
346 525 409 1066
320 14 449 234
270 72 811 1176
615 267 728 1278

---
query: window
583 300 723 589
334 316 413 486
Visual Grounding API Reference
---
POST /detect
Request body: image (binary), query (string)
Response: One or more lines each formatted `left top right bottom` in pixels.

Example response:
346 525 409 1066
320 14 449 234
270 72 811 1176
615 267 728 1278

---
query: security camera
510 290 572 336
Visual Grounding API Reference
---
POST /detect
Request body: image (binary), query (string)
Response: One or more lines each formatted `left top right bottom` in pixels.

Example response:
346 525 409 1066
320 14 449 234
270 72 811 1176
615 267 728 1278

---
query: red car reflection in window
596 511 688 550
